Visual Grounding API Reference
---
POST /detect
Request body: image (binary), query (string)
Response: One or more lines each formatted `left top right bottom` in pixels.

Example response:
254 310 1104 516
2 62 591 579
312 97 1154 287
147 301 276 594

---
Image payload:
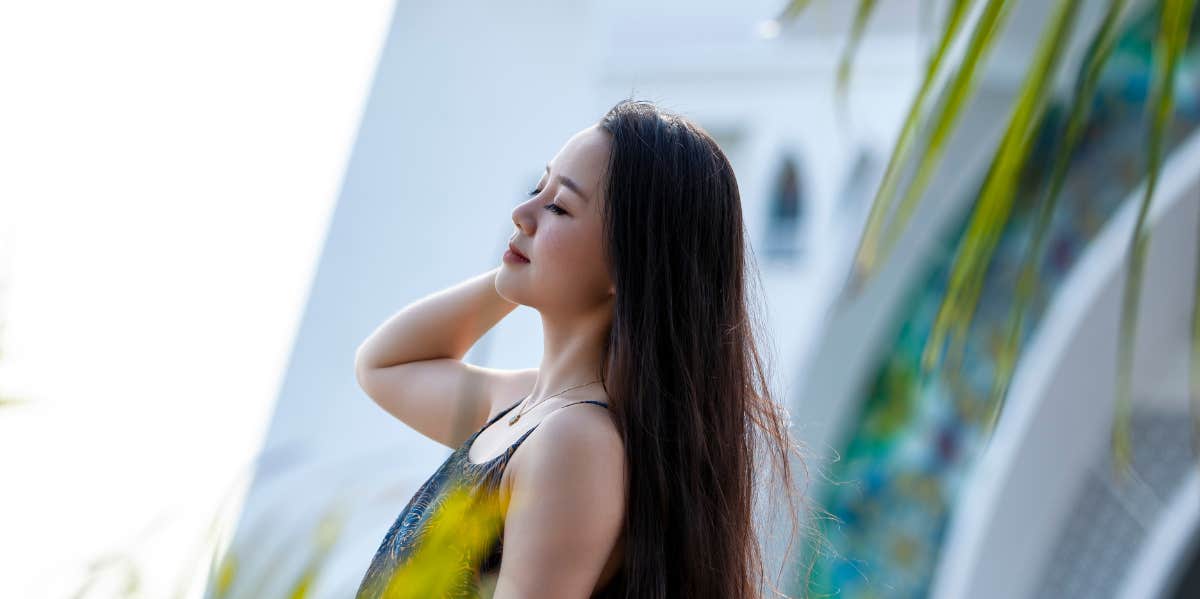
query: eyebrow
545 163 590 203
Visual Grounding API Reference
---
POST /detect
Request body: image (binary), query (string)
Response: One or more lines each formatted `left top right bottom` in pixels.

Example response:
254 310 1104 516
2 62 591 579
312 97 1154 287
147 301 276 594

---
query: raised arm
354 267 536 449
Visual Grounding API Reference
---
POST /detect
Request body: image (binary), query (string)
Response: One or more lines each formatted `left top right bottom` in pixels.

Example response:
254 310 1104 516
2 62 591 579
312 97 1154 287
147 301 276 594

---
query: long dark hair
593 98 819 598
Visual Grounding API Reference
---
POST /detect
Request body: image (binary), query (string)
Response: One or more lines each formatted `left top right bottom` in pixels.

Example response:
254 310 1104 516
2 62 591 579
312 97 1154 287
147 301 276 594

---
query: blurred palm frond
784 0 1200 468
991 0 1131 428
1113 0 1198 478
922 0 1084 377
381 480 505 599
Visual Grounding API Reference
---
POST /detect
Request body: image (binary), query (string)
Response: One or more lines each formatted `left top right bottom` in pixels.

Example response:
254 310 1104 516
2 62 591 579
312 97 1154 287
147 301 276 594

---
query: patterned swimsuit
355 397 611 599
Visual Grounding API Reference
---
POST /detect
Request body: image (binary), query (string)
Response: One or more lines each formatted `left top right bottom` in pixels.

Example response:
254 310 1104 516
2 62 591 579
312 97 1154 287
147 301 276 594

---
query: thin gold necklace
508 379 602 425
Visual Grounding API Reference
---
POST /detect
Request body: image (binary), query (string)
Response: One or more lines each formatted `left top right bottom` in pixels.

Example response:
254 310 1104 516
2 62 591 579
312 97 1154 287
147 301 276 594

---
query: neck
528 303 612 404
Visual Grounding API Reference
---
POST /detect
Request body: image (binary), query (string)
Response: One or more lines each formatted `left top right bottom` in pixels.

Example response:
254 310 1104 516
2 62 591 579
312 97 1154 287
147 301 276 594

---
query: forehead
546 125 610 203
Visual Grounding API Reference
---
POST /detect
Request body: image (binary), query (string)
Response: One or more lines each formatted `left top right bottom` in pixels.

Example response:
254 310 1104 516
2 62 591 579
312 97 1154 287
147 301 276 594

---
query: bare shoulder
504 400 626 508
518 401 623 471
492 402 626 597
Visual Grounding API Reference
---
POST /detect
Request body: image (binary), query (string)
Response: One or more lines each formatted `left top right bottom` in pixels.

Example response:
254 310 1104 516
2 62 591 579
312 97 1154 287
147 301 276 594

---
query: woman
353 98 811 599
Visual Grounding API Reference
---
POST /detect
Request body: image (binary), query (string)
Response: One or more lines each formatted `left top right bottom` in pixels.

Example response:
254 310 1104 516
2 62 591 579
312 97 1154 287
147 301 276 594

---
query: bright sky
0 2 393 597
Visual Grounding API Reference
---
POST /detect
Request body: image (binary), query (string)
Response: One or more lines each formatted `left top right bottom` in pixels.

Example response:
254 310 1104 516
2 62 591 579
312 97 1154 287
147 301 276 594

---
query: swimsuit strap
508 399 610 448
465 399 611 467
485 397 608 428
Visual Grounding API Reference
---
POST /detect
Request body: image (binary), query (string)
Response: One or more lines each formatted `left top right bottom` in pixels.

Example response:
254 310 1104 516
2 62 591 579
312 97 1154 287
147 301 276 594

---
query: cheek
532 232 574 276
537 228 607 288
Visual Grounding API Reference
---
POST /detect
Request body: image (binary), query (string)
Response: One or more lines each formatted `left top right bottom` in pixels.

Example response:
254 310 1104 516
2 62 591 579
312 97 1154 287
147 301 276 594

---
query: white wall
220 2 924 596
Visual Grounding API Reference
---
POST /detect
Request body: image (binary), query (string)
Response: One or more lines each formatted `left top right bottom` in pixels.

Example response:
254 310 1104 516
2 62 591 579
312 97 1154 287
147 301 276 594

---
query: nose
511 193 537 236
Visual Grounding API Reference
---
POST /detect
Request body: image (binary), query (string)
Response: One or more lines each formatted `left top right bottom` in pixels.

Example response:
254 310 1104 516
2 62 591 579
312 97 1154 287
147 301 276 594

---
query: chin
494 270 529 306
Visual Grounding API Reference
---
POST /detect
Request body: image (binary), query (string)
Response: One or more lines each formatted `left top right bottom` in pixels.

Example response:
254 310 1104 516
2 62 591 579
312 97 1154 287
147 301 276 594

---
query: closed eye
528 187 568 215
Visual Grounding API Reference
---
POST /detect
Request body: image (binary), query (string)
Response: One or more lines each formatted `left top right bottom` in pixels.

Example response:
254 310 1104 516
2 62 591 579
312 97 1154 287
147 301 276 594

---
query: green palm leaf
922 0 1085 375
0 396 28 408
851 0 1017 294
834 1 881 119
382 480 505 599
281 503 346 599
775 0 816 22
845 0 974 295
1113 0 1198 479
988 0 1130 434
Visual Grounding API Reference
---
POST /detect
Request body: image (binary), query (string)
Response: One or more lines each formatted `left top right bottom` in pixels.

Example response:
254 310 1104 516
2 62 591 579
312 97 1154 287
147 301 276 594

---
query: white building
214 1 1200 597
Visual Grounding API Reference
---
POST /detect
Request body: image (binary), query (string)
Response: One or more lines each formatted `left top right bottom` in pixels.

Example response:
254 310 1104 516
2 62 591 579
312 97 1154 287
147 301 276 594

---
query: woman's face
497 124 614 315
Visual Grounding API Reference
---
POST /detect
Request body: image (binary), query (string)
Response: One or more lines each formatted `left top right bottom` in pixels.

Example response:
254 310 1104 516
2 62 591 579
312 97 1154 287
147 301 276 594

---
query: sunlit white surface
0 1 393 597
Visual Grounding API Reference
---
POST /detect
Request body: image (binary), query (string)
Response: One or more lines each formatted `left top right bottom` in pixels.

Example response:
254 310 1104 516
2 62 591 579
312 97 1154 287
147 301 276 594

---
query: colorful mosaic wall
798 5 1200 598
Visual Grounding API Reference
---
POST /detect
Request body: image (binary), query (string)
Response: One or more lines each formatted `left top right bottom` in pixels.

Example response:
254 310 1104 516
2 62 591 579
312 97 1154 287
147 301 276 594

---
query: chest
465 423 536 495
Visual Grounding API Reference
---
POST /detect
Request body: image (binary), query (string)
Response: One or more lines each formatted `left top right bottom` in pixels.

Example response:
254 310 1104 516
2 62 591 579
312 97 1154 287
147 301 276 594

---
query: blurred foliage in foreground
775 0 1199 597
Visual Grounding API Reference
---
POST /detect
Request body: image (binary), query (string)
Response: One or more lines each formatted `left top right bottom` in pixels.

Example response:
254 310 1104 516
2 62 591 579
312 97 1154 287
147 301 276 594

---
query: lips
508 241 530 262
